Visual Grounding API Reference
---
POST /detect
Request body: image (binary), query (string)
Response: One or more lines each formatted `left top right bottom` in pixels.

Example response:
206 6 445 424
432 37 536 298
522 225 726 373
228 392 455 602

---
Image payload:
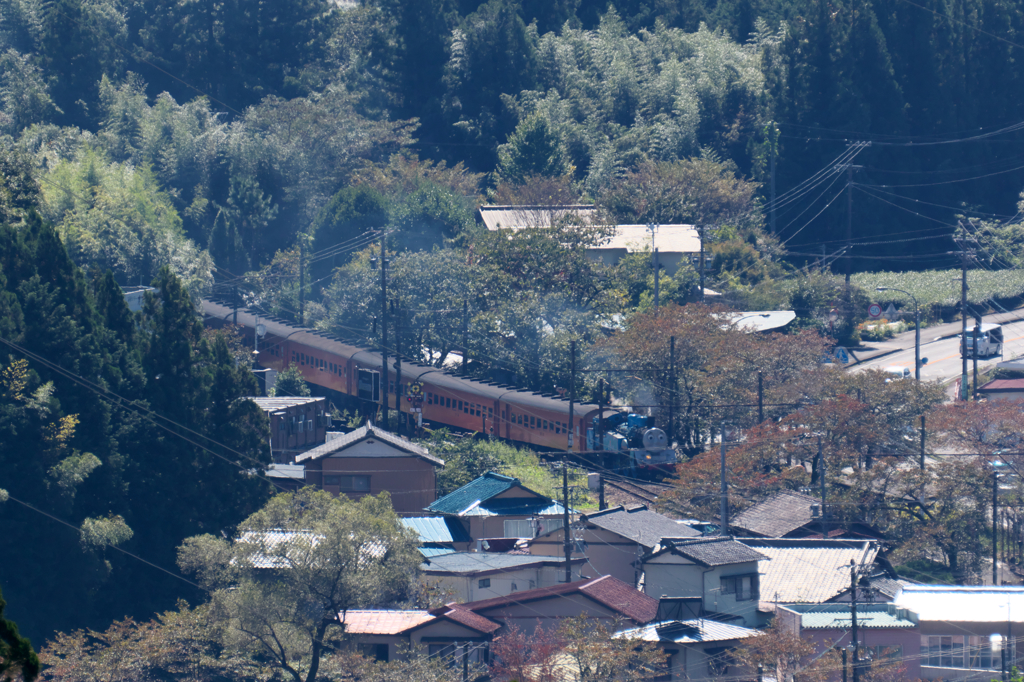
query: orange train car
201 299 604 452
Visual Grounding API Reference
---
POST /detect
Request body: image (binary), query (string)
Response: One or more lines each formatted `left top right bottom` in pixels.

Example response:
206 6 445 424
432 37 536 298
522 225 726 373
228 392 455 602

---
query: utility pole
699 227 706 303
653 247 660 315
299 235 306 325
393 302 403 437
994 469 1000 585
668 336 676 444
851 560 860 682
562 458 572 584
233 285 239 325
757 371 764 424
961 242 969 401
770 121 777 236
379 234 388 429
462 300 469 376
846 164 853 285
973 320 980 400
568 340 576 452
597 377 605 454
720 422 729 535
920 415 926 471
819 436 827 538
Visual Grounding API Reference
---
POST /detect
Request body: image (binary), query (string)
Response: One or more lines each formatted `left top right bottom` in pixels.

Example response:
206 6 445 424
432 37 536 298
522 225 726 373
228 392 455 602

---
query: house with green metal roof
425 472 569 542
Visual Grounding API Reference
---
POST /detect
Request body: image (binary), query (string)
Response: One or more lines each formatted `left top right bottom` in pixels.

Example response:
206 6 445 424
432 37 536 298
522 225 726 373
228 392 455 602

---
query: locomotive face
642 427 668 450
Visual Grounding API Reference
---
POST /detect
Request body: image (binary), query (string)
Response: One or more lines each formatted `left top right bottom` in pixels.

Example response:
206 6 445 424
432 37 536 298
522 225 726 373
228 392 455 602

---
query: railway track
601 475 672 507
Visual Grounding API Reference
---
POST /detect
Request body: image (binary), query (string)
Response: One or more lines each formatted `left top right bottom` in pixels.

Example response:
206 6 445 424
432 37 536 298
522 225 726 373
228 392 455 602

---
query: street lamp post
876 287 921 381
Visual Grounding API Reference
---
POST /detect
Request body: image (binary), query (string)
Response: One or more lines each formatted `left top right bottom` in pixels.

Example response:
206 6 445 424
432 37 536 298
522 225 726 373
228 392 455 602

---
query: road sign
867 303 882 319
834 346 850 364
884 303 898 318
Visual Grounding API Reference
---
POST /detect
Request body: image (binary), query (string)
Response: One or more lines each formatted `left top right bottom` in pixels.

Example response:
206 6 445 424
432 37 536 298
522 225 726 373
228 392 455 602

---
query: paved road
851 309 1024 383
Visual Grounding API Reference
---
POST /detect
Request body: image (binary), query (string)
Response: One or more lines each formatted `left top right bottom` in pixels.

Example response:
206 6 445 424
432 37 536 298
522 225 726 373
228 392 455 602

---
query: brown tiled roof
731 491 820 538
655 537 768 567
295 424 442 465
459 575 658 624
342 610 433 635
433 605 503 634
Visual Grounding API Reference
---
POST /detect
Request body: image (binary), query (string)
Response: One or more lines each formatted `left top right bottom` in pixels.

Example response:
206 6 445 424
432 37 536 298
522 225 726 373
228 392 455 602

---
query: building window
924 636 1006 670
478 578 491 589
537 518 564 535
504 519 535 538
322 475 370 492
721 574 759 601
359 643 389 662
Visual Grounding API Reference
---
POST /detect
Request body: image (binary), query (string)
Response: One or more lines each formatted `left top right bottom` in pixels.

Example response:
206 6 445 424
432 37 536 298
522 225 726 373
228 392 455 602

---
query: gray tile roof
783 603 917 630
616 618 759 644
731 491 820 537
249 396 325 412
582 505 700 548
655 537 768 567
420 552 578 574
295 423 441 465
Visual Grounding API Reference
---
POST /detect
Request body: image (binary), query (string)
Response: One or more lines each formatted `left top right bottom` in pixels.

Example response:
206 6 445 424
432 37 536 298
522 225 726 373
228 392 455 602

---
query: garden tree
657 369 944 519
789 269 870 346
489 174 581 206
488 616 665 682
733 620 838 682
209 172 279 274
600 157 762 230
593 303 833 453
40 605 451 682
35 146 214 298
271 366 312 398
496 112 572 185
1 584 39 682
176 489 422 682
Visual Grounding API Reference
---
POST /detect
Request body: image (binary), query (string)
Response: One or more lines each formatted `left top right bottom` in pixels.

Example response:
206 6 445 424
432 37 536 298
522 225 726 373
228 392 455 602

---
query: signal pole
563 457 572 584
960 240 969 401
393 301 403 437
299 235 306 325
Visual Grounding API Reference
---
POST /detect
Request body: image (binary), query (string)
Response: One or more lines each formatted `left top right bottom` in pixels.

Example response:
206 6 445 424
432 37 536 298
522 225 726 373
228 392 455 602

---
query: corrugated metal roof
427 472 569 518
599 225 700 253
418 546 457 558
722 311 798 332
479 205 599 230
249 396 326 411
343 610 433 635
420 552 574 574
616 618 759 643
401 517 473 544
236 529 386 569
894 586 1024 623
783 603 917 629
738 538 879 605
267 464 306 480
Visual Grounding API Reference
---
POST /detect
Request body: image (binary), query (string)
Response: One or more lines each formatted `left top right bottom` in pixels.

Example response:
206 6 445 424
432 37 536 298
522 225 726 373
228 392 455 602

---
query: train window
518 414 523 425
458 400 463 411
475 405 481 417
292 351 297 362
542 420 548 430
555 423 561 434
529 416 535 428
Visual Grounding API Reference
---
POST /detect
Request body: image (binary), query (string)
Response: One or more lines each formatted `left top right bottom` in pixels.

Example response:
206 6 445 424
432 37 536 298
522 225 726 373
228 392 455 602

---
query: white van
960 324 1004 358
883 366 911 381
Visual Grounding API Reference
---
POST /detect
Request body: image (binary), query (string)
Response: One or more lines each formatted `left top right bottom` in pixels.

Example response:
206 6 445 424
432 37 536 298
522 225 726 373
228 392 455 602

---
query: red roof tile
342 610 433 635
458 575 658 624
436 605 502 634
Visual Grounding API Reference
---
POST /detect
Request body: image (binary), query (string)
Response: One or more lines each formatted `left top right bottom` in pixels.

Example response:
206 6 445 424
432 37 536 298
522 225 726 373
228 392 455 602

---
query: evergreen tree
0 584 39 682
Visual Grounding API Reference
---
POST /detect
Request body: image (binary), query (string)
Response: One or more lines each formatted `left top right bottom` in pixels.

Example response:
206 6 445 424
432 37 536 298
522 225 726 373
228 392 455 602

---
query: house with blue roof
425 472 569 543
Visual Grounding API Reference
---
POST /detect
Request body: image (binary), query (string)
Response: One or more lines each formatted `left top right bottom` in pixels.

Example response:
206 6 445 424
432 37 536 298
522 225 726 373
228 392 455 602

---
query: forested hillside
3 0 1024 646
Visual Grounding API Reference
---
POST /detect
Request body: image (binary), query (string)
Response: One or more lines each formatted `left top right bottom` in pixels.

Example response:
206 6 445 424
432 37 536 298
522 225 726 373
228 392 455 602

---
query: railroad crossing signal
408 381 423 396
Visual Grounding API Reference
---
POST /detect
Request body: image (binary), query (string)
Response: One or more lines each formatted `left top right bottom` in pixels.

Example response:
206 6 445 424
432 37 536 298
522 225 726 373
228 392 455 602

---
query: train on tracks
201 298 676 472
